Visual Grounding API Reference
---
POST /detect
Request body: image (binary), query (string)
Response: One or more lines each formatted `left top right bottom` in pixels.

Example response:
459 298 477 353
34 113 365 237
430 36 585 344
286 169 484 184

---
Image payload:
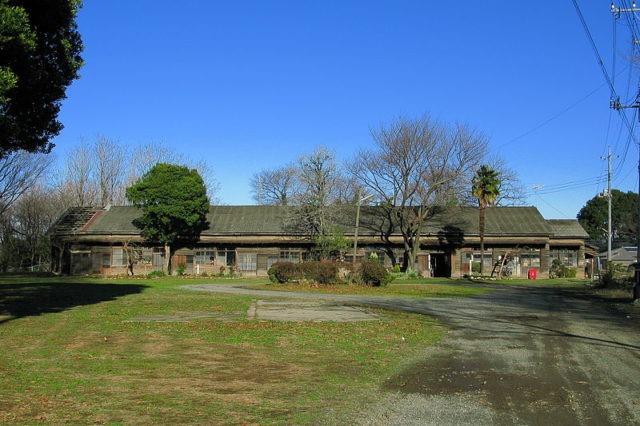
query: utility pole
611 2 640 301
352 192 373 265
601 147 615 266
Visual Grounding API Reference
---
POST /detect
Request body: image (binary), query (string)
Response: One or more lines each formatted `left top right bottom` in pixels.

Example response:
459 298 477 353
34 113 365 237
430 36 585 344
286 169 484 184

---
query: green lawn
249 283 493 298
0 274 445 424
391 277 591 288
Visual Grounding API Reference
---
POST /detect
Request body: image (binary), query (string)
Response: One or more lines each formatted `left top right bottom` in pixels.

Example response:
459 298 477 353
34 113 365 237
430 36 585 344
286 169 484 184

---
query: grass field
0 274 445 424
249 283 494 298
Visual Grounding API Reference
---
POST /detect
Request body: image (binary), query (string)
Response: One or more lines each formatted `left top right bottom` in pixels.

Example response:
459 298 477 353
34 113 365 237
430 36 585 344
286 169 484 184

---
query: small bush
268 262 300 283
599 262 632 288
300 261 338 284
392 264 401 273
359 261 392 286
550 259 578 279
218 266 226 276
146 270 166 279
471 262 481 274
268 261 338 284
176 263 186 276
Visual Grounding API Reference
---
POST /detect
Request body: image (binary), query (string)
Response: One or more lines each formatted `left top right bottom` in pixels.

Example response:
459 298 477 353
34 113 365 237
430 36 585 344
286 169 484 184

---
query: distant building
49 205 589 279
596 246 638 270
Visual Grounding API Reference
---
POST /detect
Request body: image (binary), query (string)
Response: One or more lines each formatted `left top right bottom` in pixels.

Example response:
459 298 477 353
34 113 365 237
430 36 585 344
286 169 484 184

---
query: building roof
596 246 638 262
50 205 585 240
546 219 590 239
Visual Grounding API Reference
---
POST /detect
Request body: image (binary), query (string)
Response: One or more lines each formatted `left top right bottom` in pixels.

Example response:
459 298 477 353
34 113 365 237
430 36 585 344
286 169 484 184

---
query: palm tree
472 165 501 276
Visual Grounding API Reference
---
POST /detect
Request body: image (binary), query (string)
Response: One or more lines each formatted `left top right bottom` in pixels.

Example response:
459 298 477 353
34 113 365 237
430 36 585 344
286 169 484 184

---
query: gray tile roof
52 205 577 238
546 219 589 239
596 246 638 262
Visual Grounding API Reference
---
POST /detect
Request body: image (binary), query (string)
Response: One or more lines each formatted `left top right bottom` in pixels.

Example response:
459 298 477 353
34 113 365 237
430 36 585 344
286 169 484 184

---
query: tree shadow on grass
0 279 148 325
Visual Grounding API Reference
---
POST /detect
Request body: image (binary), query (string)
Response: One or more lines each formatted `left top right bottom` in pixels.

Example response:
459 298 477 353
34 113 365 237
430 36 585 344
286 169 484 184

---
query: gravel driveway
182 283 640 425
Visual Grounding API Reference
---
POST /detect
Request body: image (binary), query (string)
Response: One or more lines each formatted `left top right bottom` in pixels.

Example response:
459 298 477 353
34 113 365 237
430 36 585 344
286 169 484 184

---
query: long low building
49 205 589 279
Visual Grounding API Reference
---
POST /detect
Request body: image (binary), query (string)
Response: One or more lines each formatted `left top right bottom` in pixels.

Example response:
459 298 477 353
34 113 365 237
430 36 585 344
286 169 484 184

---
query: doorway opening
430 253 451 278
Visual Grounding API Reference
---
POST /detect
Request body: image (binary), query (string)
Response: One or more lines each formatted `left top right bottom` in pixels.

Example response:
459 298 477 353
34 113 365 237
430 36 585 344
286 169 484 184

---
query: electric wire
572 0 637 143
498 83 605 149
534 192 572 218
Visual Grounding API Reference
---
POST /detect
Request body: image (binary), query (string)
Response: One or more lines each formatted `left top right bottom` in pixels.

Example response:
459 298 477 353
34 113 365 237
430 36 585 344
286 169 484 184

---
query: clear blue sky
52 1 639 219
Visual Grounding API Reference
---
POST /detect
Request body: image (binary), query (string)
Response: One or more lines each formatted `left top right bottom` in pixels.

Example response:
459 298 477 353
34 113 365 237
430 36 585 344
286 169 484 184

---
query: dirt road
183 284 640 425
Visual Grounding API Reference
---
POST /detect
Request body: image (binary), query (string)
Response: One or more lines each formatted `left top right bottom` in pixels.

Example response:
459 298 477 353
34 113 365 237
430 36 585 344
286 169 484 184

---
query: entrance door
430 253 451 278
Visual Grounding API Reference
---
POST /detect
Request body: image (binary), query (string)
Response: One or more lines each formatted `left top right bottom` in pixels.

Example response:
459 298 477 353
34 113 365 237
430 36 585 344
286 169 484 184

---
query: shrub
565 268 577 278
549 259 567 278
471 262 481 274
359 261 392 286
393 264 401 273
219 266 226 276
268 262 299 283
599 262 632 288
300 261 338 284
176 263 186 276
146 270 166 279
268 261 339 284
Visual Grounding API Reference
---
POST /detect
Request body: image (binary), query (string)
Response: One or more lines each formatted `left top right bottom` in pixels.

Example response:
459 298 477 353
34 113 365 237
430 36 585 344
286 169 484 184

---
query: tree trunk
479 206 486 275
57 243 65 274
403 236 420 273
163 242 171 275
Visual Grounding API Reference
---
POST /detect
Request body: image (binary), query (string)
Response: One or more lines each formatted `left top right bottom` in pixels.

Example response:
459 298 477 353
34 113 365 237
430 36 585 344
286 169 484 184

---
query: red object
528 269 537 279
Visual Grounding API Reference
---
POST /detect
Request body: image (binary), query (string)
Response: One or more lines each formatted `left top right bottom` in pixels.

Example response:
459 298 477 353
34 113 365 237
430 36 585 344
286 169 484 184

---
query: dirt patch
124 310 243 322
249 300 379 322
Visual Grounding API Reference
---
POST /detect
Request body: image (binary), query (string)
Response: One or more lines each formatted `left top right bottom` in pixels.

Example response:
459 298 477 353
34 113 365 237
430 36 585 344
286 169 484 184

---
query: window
472 252 493 269
140 248 153 264
152 248 164 266
217 249 235 266
196 249 215 264
267 256 278 269
239 253 257 271
550 249 577 267
520 252 540 268
112 248 125 266
280 250 300 263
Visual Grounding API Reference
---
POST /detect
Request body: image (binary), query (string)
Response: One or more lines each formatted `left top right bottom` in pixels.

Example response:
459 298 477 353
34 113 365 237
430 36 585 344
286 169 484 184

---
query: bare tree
488 158 526 206
351 116 488 272
287 147 344 238
10 185 61 268
94 135 127 206
62 142 98 207
0 151 52 216
127 141 183 186
250 165 298 205
127 141 219 203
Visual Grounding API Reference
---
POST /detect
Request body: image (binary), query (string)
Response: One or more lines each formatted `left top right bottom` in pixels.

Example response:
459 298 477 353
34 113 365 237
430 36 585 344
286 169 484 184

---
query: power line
533 192 572 218
573 0 638 140
498 83 605 149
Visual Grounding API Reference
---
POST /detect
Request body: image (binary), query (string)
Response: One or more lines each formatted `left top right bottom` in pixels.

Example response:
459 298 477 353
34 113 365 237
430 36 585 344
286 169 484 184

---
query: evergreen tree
0 0 84 156
126 164 209 274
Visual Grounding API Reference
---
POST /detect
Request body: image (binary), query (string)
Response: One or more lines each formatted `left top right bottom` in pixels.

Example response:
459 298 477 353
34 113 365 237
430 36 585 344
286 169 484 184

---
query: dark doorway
430 253 451 278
